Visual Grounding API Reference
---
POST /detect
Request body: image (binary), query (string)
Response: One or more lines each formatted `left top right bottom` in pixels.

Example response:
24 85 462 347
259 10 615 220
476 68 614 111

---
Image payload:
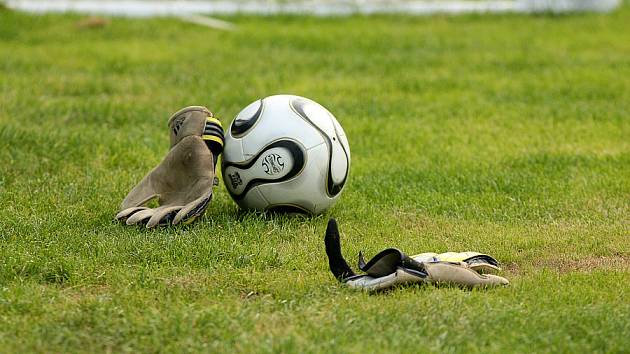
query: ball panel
236 96 325 156
290 98 338 141
223 139 306 200
329 137 349 185
235 187 269 211
330 114 351 163
224 145 297 196
222 132 244 164
337 133 350 162
258 142 331 214
266 204 312 214
231 99 262 137
291 97 349 198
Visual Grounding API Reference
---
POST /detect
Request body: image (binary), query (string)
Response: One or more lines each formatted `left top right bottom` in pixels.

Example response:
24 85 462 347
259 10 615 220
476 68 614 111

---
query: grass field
1 4 629 353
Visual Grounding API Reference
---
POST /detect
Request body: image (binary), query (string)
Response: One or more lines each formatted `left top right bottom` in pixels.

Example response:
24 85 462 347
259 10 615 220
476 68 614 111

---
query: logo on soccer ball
262 154 284 175
228 172 243 189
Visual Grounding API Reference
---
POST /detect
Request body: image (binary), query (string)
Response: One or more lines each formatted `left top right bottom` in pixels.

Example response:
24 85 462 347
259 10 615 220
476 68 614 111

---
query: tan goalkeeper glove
324 218 509 291
115 106 224 228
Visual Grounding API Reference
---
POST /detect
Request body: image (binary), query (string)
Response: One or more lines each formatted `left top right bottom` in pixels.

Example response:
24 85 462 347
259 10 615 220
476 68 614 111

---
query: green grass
1 5 629 353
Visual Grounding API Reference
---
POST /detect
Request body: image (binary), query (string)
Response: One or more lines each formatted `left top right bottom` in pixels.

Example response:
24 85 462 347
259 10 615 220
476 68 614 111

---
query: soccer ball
221 94 350 214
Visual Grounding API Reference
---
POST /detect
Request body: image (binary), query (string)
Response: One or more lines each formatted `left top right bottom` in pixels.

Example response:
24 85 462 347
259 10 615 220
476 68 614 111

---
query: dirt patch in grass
503 262 521 274
542 255 630 272
58 284 112 305
75 16 110 29
506 255 630 274
162 273 212 289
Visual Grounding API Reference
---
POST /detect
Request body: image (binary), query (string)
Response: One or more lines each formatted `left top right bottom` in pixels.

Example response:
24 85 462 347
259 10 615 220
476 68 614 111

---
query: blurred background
3 0 623 17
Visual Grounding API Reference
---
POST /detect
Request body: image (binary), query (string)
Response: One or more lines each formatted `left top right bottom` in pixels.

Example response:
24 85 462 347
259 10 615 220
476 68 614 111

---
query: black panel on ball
222 139 306 200
231 99 263 137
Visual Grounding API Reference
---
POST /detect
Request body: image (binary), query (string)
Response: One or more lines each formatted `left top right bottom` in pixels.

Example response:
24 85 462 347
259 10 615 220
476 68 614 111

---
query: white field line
4 0 622 17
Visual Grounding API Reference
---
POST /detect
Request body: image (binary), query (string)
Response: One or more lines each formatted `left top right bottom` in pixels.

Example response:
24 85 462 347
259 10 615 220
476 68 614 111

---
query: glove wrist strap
202 117 225 170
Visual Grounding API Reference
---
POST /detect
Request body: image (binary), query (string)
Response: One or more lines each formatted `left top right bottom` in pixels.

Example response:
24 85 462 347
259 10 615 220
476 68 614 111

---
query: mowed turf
1 4 629 353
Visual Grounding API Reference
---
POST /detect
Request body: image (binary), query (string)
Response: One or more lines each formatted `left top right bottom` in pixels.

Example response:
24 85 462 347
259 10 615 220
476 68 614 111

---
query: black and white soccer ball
221 95 350 214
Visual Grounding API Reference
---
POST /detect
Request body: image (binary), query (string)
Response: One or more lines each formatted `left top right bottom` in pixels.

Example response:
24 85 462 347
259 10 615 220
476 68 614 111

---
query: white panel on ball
257 143 329 214
239 96 324 157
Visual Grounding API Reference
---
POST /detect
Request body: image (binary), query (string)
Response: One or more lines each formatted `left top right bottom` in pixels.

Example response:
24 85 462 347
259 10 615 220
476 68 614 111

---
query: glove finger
425 262 509 288
345 268 425 291
116 207 149 221
120 173 158 210
476 274 510 286
469 263 501 274
172 191 213 225
146 206 183 228
125 208 156 226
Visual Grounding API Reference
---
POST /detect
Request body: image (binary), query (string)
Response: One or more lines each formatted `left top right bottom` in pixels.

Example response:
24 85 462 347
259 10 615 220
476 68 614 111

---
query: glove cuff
167 106 224 169
202 116 224 170
202 116 224 155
